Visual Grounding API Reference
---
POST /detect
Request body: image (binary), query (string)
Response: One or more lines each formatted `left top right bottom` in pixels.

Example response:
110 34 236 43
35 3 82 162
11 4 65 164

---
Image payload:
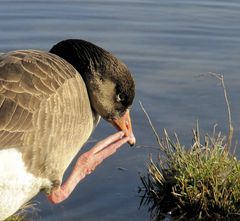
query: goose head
50 39 136 145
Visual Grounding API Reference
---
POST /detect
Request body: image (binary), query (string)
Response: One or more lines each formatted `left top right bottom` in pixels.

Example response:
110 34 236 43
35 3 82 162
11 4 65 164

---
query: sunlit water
1 1 240 220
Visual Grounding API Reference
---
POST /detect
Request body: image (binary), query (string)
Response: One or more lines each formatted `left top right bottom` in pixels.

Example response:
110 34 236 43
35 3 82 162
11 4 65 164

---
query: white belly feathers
0 148 51 220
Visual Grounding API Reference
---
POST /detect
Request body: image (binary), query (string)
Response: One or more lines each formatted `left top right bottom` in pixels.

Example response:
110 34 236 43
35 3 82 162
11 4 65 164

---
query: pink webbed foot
48 131 129 204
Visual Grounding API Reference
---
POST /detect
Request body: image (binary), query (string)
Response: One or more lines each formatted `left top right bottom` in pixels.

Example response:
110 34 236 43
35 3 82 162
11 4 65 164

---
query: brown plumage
0 50 95 181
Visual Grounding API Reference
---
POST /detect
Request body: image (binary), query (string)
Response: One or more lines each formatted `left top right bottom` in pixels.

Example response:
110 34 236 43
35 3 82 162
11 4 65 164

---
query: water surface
1 1 240 220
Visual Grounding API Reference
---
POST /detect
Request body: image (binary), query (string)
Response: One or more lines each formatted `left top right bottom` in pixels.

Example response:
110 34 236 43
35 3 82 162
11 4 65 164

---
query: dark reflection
138 177 240 221
138 174 175 221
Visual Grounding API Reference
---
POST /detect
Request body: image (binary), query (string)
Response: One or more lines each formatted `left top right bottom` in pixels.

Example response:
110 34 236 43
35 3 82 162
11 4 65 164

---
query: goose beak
111 110 136 146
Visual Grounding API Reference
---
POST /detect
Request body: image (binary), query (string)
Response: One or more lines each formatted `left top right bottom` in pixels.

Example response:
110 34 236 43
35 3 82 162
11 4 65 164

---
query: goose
0 39 135 220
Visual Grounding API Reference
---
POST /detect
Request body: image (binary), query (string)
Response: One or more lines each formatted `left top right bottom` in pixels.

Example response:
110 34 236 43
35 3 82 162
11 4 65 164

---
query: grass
139 126 240 220
3 202 38 221
4 215 25 221
139 74 240 220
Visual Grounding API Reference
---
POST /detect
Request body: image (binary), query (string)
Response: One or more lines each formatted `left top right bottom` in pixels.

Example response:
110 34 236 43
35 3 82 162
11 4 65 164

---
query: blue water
1 1 240 220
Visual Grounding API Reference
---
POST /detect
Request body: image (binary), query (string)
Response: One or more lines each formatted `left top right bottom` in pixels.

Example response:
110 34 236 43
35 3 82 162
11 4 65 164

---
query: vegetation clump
4 215 25 221
139 75 240 220
3 202 37 221
139 126 240 220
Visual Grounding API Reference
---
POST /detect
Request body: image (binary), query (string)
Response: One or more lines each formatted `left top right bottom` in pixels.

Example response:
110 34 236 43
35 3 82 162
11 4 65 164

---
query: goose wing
0 50 74 148
0 50 94 179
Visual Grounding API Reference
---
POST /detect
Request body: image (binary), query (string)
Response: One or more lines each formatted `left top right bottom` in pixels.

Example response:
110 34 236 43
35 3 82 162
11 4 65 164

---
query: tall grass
139 75 240 220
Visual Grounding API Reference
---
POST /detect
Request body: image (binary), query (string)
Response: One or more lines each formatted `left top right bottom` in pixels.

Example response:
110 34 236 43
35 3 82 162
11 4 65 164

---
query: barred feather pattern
0 50 95 183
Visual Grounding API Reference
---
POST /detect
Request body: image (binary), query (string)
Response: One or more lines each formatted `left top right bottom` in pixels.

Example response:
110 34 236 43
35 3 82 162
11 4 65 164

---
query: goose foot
48 131 129 204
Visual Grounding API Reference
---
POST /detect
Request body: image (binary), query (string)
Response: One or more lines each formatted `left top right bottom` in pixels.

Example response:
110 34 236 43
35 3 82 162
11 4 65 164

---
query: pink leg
48 131 129 204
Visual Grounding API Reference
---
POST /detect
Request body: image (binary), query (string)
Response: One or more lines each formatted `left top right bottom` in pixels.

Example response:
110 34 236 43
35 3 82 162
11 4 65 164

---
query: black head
50 39 136 144
50 39 135 120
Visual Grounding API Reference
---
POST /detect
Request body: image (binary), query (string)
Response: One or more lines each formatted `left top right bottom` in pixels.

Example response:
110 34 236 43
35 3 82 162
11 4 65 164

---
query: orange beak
111 110 136 146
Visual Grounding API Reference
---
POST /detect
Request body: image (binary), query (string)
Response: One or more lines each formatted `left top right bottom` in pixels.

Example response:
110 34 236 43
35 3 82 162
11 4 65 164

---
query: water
1 0 240 220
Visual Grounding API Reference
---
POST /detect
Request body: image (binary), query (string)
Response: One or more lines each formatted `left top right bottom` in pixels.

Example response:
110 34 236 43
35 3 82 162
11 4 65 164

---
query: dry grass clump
139 74 240 220
139 126 240 220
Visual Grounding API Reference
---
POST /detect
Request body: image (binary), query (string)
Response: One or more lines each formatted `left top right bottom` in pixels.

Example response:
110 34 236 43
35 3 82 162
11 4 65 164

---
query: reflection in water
1 0 240 220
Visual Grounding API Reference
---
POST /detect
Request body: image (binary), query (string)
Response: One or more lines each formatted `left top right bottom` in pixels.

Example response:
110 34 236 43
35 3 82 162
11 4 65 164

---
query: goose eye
116 93 125 102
